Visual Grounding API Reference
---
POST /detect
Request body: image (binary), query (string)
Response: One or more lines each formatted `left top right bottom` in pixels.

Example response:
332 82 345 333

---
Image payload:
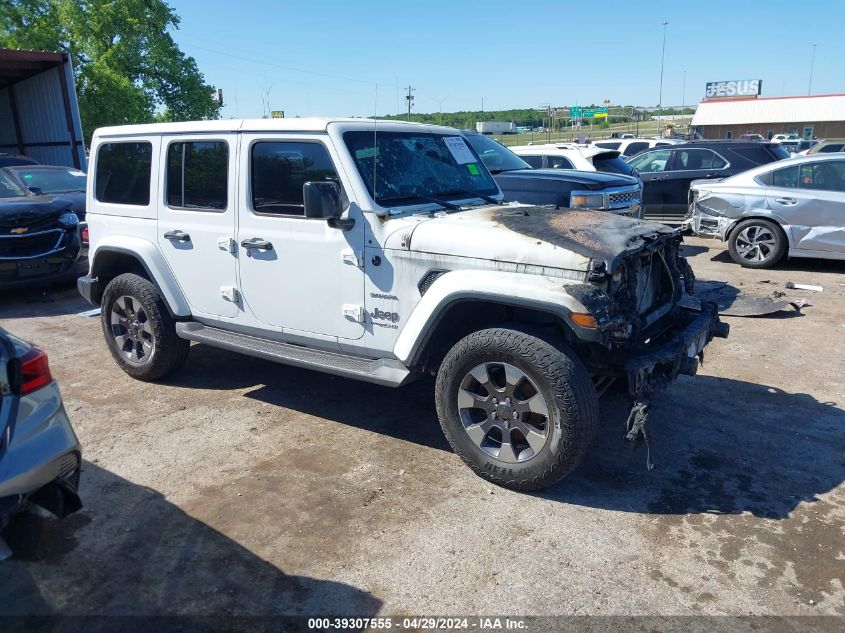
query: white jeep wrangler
78 118 728 491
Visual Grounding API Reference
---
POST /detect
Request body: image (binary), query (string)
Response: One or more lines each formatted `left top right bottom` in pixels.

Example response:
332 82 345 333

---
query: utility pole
405 85 415 122
657 20 668 138
808 43 817 95
682 69 687 111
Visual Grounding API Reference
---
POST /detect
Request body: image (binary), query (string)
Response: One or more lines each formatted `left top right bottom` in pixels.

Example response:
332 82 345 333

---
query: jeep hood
396 206 679 274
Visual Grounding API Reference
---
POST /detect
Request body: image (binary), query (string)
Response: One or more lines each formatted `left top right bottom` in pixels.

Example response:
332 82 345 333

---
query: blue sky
169 0 844 119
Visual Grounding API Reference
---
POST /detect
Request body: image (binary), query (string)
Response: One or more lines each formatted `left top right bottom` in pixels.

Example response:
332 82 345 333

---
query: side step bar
175 322 412 387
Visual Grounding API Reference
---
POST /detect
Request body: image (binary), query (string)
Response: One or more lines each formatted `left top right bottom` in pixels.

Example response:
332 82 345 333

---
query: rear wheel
101 273 189 381
728 219 786 268
435 328 598 491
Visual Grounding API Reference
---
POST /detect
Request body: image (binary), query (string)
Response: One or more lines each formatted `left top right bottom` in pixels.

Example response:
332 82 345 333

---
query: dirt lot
1 236 843 620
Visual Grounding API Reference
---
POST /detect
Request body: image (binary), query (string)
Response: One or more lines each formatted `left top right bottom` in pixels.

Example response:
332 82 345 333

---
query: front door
628 148 672 218
236 135 365 339
157 135 238 317
769 160 845 253
662 148 730 219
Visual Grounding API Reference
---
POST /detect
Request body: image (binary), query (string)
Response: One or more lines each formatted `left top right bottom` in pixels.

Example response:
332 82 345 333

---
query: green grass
488 118 692 147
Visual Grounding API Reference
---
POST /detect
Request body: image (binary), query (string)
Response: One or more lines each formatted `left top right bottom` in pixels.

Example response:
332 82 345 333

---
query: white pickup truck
78 118 727 490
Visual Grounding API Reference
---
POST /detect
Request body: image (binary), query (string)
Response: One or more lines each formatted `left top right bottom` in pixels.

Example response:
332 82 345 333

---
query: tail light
20 346 52 395
80 225 89 245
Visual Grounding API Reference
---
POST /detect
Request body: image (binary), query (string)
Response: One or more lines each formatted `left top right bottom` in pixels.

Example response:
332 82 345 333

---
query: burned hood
0 195 75 232
398 205 680 274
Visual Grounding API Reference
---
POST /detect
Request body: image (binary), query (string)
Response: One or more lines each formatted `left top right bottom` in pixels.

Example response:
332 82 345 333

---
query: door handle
241 237 273 251
163 230 191 242
649 177 663 182
775 198 798 206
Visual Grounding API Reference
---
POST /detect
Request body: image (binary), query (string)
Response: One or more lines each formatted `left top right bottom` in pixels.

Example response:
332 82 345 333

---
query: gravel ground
0 236 843 620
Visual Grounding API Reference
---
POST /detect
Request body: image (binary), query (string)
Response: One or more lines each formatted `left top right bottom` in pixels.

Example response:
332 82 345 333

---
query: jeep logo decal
371 308 400 323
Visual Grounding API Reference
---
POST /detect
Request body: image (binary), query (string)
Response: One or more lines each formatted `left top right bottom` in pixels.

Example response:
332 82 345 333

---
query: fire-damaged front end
569 230 729 395
488 207 729 453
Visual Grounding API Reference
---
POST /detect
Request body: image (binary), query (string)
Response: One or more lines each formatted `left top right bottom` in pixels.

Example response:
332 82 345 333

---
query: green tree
0 0 219 139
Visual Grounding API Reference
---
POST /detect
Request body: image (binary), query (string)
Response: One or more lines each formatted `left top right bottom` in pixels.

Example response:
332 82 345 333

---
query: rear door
662 148 729 218
628 148 672 217
157 135 239 318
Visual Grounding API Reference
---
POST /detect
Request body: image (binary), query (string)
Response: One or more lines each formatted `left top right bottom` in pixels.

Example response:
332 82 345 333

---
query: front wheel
435 328 598 491
100 273 190 381
728 219 786 268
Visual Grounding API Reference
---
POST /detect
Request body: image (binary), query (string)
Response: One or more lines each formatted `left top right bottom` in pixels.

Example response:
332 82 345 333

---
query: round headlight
58 212 80 227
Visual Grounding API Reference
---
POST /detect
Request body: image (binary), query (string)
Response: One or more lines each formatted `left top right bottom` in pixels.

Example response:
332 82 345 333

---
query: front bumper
623 302 729 396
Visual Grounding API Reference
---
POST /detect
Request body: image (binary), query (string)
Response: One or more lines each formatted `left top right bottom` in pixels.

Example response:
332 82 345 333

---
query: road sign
569 106 582 119
271 110 285 119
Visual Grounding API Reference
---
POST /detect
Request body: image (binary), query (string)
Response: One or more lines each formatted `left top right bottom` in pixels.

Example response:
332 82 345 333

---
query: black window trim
248 138 345 219
164 138 230 213
94 139 154 207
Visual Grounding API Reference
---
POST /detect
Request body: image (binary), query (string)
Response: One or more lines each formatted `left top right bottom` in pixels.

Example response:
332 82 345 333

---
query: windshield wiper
436 189 502 205
379 194 461 211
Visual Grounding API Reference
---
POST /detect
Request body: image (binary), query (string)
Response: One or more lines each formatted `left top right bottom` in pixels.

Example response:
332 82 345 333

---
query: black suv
462 130 644 217
627 141 790 221
0 169 88 290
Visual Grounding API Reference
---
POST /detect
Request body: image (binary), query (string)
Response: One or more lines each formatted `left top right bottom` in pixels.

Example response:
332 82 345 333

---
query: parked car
0 153 38 168
3 165 87 220
627 141 790 222
508 143 638 176
806 139 845 155
688 154 845 268
739 133 765 141
796 140 819 155
770 134 800 143
592 137 681 158
0 327 82 536
0 169 88 290
462 131 643 216
77 118 727 491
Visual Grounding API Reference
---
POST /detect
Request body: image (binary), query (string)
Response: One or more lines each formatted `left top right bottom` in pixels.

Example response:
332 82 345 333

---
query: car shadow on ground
543 375 845 519
0 462 381 626
710 248 845 274
171 345 844 521
0 283 93 319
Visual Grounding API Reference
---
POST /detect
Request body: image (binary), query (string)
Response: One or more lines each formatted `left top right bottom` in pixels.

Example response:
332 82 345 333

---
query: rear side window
727 145 784 165
95 142 152 205
799 161 845 192
674 149 727 170
521 155 543 169
818 143 845 153
623 142 649 156
546 155 574 169
771 165 799 188
251 141 339 215
166 141 228 211
592 154 635 176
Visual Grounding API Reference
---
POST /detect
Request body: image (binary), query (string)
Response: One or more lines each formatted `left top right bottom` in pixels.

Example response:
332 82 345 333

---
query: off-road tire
435 328 598 491
101 273 190 381
728 218 787 269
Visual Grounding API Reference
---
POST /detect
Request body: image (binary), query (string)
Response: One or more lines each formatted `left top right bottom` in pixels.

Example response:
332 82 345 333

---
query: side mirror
304 181 352 229
29 186 43 195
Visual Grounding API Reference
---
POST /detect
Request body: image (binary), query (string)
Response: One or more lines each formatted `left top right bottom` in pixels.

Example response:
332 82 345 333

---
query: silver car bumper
0 380 82 500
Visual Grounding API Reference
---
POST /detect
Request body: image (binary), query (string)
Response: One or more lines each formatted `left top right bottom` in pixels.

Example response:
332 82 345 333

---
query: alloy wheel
735 225 777 263
457 362 550 463
110 295 154 365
